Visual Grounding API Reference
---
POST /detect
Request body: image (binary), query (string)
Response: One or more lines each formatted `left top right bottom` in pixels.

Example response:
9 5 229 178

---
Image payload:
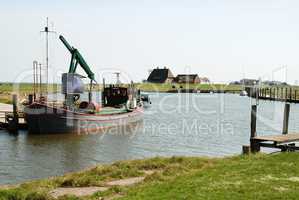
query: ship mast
114 72 121 85
41 17 56 94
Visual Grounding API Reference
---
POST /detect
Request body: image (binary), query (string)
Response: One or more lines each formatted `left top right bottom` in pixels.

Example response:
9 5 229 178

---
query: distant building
263 80 288 86
229 81 241 85
240 79 259 86
147 67 175 83
199 77 210 84
175 74 201 84
229 79 260 86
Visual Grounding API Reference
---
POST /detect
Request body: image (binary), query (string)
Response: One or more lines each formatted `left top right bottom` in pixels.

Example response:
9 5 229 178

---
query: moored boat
239 90 248 96
24 35 143 134
24 103 143 134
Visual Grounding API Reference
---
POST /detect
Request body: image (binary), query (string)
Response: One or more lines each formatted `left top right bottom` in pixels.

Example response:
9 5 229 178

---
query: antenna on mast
40 17 56 94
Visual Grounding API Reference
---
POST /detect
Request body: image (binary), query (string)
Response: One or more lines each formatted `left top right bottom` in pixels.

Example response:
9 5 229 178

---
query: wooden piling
242 145 251 155
250 105 257 138
8 94 19 133
250 105 260 152
270 88 272 99
28 94 33 105
282 104 290 135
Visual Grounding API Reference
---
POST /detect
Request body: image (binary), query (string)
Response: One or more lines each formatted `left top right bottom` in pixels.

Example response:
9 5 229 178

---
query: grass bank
1 153 299 199
136 83 242 93
0 83 60 104
1 82 299 104
0 83 239 104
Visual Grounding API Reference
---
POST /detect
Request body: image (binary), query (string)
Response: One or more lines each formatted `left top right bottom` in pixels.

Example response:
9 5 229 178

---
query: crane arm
59 35 95 81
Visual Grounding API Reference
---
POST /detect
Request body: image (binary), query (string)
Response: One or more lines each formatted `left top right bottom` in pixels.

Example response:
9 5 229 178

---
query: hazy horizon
1 0 299 84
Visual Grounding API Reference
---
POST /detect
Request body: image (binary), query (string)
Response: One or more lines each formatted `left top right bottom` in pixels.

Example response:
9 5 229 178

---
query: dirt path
49 172 154 198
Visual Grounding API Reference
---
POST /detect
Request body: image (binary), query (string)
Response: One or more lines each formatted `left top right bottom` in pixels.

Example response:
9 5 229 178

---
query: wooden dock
254 133 299 144
252 133 299 152
246 87 299 103
246 104 299 153
0 101 27 131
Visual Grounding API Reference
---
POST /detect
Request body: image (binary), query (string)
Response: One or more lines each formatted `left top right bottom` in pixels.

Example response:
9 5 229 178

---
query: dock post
242 145 251 155
28 94 33 105
250 105 260 153
270 88 272 99
282 104 290 135
9 94 19 133
101 78 106 107
295 90 297 101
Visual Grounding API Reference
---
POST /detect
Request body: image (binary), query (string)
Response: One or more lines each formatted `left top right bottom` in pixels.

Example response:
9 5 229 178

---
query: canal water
1 93 299 184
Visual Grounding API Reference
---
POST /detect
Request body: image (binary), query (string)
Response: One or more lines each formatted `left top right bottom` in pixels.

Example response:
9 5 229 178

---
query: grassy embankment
0 83 60 104
1 153 299 199
1 82 299 104
0 83 239 104
136 83 242 93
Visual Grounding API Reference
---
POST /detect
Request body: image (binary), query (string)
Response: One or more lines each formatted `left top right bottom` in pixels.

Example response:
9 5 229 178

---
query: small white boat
240 90 248 96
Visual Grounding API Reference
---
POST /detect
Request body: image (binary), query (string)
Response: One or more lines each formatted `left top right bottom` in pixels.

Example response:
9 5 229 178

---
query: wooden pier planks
0 103 13 112
253 133 299 144
248 103 299 153
0 102 27 130
245 87 299 103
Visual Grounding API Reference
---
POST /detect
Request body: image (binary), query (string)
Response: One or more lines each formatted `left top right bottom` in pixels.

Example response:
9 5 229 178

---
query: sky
1 0 299 84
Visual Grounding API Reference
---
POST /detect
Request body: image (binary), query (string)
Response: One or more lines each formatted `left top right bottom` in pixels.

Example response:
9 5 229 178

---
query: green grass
1 153 299 199
1 82 298 104
121 153 299 200
136 83 242 92
0 83 60 104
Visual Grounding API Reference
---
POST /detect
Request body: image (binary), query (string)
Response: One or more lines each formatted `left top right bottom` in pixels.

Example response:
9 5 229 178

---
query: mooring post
9 94 19 133
250 105 260 153
295 90 297 101
101 78 106 107
282 103 290 135
270 88 272 99
264 88 266 97
28 94 33 105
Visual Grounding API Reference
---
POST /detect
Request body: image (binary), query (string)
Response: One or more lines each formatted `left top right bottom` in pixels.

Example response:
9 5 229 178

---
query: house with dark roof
147 67 175 83
199 77 210 84
175 74 200 84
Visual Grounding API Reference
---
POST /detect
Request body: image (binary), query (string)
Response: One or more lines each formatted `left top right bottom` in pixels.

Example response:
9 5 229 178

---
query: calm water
1 93 299 184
